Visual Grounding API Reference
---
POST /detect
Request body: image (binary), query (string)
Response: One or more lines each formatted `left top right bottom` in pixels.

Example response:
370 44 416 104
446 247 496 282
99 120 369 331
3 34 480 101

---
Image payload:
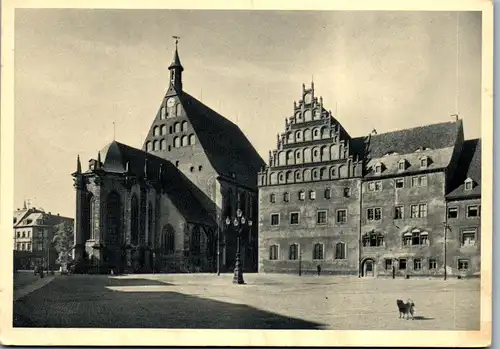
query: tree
52 221 74 270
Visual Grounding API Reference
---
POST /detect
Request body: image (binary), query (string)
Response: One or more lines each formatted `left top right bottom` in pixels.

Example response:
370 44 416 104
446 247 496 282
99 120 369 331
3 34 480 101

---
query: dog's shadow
412 315 434 321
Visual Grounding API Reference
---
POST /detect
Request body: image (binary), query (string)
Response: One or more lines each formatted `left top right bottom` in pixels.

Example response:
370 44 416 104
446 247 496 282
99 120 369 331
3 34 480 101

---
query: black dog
396 299 415 320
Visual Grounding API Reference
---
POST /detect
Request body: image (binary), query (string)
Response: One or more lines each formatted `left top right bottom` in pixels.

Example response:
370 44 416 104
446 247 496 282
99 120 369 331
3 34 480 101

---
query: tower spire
169 36 184 91
76 154 82 174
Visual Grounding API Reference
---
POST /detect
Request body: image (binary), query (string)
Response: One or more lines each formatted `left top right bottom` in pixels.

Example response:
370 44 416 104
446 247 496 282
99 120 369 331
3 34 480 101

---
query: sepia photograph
0 0 493 347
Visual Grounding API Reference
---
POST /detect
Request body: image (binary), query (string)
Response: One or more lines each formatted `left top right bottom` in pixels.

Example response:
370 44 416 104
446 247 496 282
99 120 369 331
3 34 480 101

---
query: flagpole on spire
113 121 116 141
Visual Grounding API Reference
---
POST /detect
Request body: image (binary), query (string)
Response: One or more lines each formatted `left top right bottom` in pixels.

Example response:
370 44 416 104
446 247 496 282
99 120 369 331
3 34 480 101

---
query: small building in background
13 202 74 270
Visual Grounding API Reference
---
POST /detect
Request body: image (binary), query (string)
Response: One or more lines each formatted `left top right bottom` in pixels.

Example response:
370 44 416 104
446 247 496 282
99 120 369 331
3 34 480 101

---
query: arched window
313 128 320 140
335 242 346 259
289 244 299 260
287 151 294 165
362 231 384 247
176 104 182 117
153 140 159 151
312 169 318 180
173 137 180 148
278 172 285 183
304 148 312 163
159 139 166 150
287 132 294 143
303 169 311 181
130 194 139 245
313 243 324 260
321 146 329 161
269 245 279 260
324 188 331 199
304 128 312 141
320 167 327 180
161 125 167 135
146 142 152 152
313 147 321 162
295 149 302 164
162 225 175 253
304 110 312 122
189 134 196 145
295 130 302 141
181 121 188 132
153 126 160 136
174 122 181 133
330 166 337 178
295 170 301 181
270 172 278 185
286 171 293 183
160 107 166 120
181 135 188 146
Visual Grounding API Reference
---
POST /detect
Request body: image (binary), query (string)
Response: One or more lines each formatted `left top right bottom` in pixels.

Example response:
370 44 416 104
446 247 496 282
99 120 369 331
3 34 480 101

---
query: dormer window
464 178 474 190
374 162 384 174
398 159 407 171
420 156 430 168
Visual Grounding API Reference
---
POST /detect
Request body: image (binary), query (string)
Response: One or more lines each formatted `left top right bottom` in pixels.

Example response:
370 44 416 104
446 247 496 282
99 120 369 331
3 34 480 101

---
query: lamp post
225 208 252 285
216 223 221 276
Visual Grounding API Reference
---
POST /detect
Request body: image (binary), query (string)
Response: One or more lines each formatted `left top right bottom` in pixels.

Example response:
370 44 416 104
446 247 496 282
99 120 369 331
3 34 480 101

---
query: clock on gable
167 97 176 107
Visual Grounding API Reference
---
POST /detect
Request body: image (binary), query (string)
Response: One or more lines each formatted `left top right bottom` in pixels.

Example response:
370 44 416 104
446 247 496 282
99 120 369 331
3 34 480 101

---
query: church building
72 42 265 274
258 82 481 278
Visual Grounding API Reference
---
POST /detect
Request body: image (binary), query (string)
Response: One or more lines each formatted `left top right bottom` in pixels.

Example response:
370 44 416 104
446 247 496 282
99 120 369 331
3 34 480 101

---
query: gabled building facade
72 43 265 274
258 82 481 278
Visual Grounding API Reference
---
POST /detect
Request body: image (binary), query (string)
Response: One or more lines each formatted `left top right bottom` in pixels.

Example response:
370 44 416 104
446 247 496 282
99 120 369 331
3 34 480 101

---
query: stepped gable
446 138 481 199
177 91 266 183
98 141 215 226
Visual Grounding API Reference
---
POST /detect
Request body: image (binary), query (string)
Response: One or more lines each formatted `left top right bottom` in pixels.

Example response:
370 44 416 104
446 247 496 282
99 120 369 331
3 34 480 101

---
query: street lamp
225 208 252 285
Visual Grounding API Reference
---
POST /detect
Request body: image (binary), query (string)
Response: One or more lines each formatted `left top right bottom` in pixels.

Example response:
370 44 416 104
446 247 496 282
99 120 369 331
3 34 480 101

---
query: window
298 191 305 201
160 107 166 119
335 242 346 259
324 189 331 199
367 208 382 221
16 243 20 250
198 165 203 171
403 230 428 246
420 157 428 167
189 134 196 145
343 188 351 197
411 175 427 187
375 164 382 173
317 210 327 224
398 160 406 171
461 230 476 246
289 244 299 260
467 205 479 218
448 207 458 219
399 258 407 270
413 258 422 270
385 259 393 270
362 231 384 247
283 192 290 203
269 245 279 260
395 178 404 188
270 194 276 203
458 259 469 271
336 209 347 224
368 181 382 192
309 190 316 200
464 178 474 190
410 204 427 218
313 243 324 260
290 212 299 225
394 206 404 219
270 214 280 226
429 259 437 270
22 231 26 238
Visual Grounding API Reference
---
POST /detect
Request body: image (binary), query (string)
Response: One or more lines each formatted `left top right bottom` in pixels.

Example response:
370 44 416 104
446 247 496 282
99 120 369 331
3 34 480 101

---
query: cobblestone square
13 273 480 330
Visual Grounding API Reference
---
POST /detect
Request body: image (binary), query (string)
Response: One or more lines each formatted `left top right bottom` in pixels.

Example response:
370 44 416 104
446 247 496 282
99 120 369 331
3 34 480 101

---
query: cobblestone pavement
13 273 480 330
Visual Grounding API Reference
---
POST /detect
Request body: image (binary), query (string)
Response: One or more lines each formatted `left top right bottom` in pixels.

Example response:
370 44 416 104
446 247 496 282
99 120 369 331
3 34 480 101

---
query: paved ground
13 271 40 290
13 273 480 330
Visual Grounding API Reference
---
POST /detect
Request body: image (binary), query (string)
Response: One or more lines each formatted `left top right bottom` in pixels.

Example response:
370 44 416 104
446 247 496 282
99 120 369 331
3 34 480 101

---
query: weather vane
172 36 180 45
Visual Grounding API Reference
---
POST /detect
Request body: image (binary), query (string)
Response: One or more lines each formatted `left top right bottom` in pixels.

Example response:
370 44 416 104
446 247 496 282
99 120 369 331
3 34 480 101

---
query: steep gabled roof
177 92 266 185
98 141 215 226
446 138 481 199
365 120 462 159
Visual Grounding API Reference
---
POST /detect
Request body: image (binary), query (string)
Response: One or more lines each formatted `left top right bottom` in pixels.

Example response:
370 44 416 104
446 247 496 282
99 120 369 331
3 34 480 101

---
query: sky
14 9 482 218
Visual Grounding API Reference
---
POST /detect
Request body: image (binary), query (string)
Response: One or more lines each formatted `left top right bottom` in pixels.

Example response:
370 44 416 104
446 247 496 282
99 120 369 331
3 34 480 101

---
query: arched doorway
105 191 122 273
361 258 376 277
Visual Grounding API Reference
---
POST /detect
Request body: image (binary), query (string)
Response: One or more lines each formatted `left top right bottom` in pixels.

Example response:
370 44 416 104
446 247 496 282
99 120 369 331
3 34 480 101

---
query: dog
396 299 415 320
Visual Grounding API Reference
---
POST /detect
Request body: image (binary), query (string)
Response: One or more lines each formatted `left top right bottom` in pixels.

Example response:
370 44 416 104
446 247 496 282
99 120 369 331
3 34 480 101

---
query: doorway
362 258 376 277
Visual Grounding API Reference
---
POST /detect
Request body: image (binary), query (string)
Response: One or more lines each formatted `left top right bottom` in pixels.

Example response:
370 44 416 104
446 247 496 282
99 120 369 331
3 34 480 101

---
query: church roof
176 92 266 186
364 120 462 159
98 141 215 226
446 138 481 199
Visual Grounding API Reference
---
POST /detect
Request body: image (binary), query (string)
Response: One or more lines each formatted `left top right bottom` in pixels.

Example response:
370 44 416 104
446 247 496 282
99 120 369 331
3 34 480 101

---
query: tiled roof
98 141 215 226
13 210 73 228
446 138 481 199
177 92 266 186
365 120 462 159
